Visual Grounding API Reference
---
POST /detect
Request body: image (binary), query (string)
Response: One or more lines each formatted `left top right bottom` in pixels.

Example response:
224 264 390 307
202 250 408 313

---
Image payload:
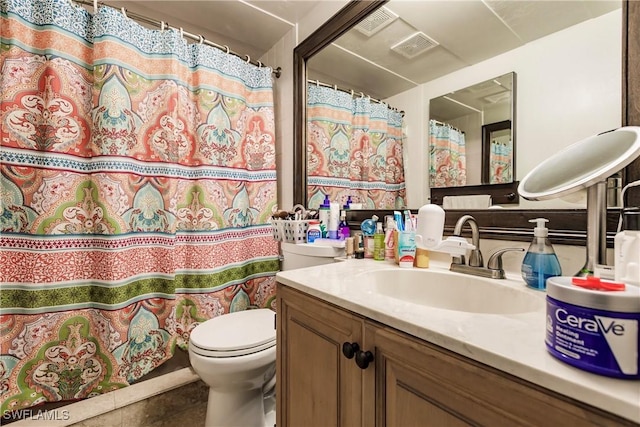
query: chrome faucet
450 215 525 279
451 215 483 267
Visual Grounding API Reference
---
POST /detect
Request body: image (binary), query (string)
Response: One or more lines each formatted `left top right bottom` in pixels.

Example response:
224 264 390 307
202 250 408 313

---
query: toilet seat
189 309 276 358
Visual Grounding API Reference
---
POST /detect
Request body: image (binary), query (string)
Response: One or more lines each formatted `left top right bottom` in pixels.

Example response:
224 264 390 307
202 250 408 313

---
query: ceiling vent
354 7 398 37
484 91 511 104
390 32 438 59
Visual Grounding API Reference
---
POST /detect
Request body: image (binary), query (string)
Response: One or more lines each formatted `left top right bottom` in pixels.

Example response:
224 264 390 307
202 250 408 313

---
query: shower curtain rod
72 0 282 78
431 119 464 134
307 78 404 116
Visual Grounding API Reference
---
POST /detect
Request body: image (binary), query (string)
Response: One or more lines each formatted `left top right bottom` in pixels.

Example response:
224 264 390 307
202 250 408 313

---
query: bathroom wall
387 9 622 208
260 29 296 212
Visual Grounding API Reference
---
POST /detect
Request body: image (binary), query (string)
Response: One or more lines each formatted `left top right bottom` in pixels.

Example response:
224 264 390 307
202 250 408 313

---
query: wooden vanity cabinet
276 284 636 427
276 283 365 426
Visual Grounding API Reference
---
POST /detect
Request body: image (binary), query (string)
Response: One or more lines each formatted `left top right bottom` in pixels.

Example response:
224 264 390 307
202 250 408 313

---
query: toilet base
205 387 266 427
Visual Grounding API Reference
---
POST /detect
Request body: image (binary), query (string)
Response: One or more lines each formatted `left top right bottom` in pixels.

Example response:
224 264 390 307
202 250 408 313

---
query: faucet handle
487 248 525 272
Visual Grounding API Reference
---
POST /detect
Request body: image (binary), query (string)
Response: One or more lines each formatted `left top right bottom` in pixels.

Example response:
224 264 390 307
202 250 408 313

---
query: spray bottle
521 218 562 290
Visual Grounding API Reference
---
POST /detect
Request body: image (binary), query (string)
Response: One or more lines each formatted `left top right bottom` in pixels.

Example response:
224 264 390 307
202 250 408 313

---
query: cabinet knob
355 350 374 369
342 342 360 359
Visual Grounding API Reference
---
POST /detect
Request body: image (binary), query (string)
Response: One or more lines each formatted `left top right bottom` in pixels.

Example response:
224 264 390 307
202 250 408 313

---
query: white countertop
276 258 640 424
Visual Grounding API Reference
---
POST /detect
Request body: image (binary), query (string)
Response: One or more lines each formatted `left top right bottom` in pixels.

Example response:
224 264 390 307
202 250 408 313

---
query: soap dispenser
521 218 562 290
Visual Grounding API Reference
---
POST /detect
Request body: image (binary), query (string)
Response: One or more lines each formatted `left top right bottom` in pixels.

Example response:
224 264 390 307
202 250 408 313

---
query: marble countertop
276 258 640 424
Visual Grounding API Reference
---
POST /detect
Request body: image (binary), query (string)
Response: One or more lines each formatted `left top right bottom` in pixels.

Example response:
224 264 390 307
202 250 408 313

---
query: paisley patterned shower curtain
489 140 513 184
306 84 406 209
428 119 467 187
0 0 279 413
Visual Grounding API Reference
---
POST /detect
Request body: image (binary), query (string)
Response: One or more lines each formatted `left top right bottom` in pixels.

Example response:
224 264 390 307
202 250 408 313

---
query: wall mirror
294 0 636 243
429 72 515 188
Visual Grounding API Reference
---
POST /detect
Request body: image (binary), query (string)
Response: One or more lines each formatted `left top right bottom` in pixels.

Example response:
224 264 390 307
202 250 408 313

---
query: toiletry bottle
521 218 562 290
373 222 385 261
384 216 396 259
306 220 322 243
361 215 378 258
318 195 331 238
339 210 350 240
360 215 379 236
354 231 365 259
343 196 352 210
615 207 640 285
328 202 339 239
345 237 355 259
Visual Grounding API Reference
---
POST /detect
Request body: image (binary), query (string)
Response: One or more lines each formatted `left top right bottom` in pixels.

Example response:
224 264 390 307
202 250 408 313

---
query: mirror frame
482 119 513 185
294 0 637 246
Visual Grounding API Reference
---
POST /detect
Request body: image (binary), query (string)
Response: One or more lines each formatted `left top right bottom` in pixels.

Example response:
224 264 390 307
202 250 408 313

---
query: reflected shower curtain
0 0 279 413
306 84 406 209
489 140 512 184
428 119 466 187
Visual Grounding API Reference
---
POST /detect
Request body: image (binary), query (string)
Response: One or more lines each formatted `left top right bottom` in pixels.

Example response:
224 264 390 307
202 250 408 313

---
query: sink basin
356 269 544 314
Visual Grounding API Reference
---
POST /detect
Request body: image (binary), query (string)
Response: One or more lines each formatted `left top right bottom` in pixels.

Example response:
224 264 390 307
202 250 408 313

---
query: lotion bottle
328 202 339 239
318 195 331 238
521 218 562 290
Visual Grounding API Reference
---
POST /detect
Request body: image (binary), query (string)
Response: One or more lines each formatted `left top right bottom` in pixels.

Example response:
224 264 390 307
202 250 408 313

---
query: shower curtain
306 83 406 209
429 119 466 187
0 0 279 413
489 140 512 184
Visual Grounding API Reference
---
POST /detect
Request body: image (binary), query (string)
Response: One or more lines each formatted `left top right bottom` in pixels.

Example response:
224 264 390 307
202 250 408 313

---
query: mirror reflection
306 82 406 209
429 72 515 187
305 0 621 209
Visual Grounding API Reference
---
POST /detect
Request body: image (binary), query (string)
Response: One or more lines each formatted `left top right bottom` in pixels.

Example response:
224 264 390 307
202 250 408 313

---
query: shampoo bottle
521 218 562 290
318 195 331 238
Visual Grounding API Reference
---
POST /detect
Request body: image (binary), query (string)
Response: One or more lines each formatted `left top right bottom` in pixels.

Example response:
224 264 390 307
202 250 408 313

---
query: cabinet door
365 322 634 427
277 284 364 427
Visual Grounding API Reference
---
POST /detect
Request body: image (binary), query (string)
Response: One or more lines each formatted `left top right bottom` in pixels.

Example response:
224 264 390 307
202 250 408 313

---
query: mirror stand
580 182 608 276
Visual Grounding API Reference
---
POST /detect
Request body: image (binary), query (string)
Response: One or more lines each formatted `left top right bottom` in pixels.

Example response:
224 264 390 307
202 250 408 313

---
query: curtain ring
315 80 319 87
245 55 251 64
360 92 365 98
223 45 230 54
350 90 354 97
180 27 184 38
333 85 337 91
121 7 127 19
198 34 204 44
257 61 263 68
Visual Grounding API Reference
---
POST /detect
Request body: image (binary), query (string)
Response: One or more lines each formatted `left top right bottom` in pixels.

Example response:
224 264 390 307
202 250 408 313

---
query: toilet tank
281 242 344 270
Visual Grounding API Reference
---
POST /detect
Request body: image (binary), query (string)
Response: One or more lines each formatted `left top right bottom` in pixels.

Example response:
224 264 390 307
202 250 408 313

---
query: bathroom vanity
275 260 640 426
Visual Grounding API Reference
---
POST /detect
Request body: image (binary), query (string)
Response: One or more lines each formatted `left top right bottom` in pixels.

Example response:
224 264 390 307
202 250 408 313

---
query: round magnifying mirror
519 127 640 200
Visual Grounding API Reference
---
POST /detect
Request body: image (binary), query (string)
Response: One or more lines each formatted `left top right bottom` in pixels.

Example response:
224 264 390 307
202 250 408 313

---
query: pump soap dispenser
521 218 562 290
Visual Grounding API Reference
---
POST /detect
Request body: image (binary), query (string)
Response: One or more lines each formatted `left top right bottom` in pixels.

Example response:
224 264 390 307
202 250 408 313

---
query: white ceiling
100 1 620 101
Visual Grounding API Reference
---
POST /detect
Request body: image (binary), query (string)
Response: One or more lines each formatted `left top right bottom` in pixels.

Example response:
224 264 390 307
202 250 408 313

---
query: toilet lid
189 309 276 356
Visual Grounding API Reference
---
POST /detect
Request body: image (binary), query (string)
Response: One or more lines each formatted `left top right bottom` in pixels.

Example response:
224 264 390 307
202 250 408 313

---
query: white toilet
189 243 341 426
189 308 276 427
281 241 344 270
